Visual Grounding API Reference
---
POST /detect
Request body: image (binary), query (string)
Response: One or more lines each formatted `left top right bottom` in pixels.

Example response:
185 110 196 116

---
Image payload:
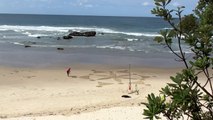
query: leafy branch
143 0 213 119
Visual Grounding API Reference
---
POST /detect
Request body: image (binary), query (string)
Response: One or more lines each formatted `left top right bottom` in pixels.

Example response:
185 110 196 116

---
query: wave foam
96 45 126 50
0 25 160 37
126 38 139 42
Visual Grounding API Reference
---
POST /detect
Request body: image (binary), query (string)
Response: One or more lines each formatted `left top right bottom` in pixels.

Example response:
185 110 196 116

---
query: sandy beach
0 65 181 120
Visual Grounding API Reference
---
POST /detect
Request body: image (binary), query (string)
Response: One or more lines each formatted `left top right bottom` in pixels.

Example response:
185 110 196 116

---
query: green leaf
166 0 172 5
155 2 162 6
168 83 177 88
154 36 164 43
143 93 166 119
168 29 176 37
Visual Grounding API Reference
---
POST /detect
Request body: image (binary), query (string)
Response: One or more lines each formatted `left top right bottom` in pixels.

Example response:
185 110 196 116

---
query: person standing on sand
66 67 71 77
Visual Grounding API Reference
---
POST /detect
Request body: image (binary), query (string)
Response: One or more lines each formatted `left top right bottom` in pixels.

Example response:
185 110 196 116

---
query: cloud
172 2 181 7
142 1 150 6
76 0 88 6
70 0 94 8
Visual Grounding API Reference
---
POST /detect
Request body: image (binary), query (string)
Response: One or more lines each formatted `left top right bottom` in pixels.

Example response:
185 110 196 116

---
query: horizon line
0 12 157 18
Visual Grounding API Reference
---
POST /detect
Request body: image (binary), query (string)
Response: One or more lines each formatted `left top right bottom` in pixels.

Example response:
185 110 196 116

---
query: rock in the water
99 32 104 35
63 35 73 39
25 45 31 48
37 36 41 39
69 32 83 36
57 37 61 40
57 48 64 50
84 31 96 37
69 31 96 37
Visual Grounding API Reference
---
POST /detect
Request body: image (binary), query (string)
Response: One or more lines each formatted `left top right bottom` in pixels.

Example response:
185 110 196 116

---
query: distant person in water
66 67 71 77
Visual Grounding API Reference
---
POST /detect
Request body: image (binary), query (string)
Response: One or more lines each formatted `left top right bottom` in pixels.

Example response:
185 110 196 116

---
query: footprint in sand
132 80 144 84
91 70 108 73
23 76 36 79
79 75 97 81
97 76 112 80
96 82 114 87
79 75 90 79
117 69 129 73
145 84 151 86
70 76 77 78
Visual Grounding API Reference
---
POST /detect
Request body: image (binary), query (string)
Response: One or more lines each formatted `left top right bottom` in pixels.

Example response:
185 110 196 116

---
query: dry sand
0 65 181 120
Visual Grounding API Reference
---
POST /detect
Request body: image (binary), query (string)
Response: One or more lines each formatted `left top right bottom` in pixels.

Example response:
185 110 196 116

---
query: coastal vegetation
143 0 213 119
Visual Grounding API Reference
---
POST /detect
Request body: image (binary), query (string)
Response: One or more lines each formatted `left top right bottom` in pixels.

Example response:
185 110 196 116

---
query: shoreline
0 43 185 69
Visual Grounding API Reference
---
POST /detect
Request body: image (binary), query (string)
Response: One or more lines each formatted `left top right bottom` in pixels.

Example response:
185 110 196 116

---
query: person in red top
66 67 71 77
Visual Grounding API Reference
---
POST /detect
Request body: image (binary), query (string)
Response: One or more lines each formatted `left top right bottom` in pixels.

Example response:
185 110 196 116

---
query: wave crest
0 25 160 37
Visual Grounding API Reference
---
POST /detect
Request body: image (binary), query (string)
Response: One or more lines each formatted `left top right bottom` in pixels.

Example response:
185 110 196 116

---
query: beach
0 65 181 120
0 14 190 120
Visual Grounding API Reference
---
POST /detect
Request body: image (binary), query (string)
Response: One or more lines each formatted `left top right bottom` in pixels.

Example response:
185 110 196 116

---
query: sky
0 0 198 17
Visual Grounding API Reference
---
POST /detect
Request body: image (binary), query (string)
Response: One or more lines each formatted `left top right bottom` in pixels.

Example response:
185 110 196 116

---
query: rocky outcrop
69 31 96 37
62 31 96 40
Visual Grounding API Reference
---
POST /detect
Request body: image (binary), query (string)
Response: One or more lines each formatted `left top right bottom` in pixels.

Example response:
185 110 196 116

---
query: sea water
0 14 189 67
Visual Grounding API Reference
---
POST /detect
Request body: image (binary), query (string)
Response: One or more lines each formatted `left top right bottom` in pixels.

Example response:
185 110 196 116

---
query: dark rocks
99 32 104 35
62 31 96 40
25 45 31 48
57 48 64 50
63 35 73 39
69 31 96 37
84 31 96 37
24 41 36 48
57 37 61 40
69 32 82 36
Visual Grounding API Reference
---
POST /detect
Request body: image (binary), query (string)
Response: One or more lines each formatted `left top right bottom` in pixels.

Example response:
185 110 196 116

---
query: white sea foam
0 25 160 37
21 44 127 51
121 32 160 37
10 41 167 53
127 38 139 42
0 28 8 31
22 31 31 36
28 34 49 37
96 45 126 50
163 27 173 30
169 49 193 54
0 25 68 32
13 42 25 46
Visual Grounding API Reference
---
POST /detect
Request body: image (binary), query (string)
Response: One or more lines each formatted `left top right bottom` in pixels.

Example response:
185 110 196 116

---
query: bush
143 0 213 119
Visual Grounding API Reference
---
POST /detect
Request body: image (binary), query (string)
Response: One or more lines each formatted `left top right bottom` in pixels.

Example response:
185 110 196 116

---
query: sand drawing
75 69 152 88
96 82 114 87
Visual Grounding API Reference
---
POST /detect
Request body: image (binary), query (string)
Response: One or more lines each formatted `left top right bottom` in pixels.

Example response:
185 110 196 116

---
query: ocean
0 14 188 68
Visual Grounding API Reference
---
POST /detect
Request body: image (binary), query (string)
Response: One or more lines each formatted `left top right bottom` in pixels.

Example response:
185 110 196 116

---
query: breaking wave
0 25 160 37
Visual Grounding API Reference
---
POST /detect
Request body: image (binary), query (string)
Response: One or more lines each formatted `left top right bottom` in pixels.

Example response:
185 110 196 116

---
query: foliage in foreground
143 0 213 119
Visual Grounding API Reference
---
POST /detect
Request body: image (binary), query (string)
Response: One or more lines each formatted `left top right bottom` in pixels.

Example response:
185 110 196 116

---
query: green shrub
143 0 213 119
